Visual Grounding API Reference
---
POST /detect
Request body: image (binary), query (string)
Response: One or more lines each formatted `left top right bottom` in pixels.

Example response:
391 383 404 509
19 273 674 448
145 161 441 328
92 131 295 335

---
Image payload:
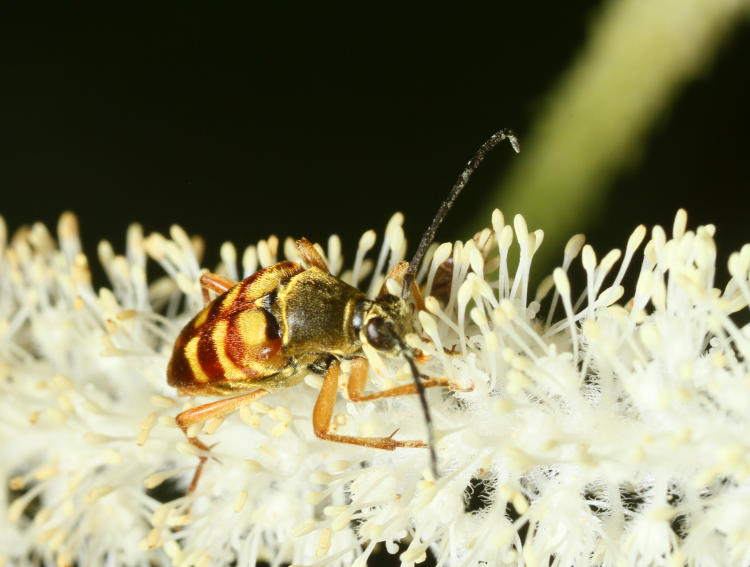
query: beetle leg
199 272 237 304
412 283 426 312
379 261 426 311
414 337 464 357
175 389 268 493
313 358 426 449
346 356 469 402
296 237 330 272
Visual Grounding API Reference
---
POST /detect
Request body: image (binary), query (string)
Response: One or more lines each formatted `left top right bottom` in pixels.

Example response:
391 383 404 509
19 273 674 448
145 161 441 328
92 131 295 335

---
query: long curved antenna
401 129 520 298
403 351 437 478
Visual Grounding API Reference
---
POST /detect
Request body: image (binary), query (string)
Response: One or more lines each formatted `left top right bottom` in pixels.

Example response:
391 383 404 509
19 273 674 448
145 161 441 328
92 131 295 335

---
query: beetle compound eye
365 317 395 351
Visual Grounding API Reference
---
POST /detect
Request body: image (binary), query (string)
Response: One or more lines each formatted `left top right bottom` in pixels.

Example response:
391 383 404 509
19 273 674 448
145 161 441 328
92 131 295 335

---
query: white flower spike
2 208 750 566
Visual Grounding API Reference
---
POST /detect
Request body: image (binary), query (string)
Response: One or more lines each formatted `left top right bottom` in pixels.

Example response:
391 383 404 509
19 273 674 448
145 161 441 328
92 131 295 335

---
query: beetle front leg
346 356 469 401
312 359 426 450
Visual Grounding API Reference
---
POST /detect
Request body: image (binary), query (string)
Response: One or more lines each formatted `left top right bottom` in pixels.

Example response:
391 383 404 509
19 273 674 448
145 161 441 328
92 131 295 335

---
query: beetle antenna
403 350 438 478
402 129 520 298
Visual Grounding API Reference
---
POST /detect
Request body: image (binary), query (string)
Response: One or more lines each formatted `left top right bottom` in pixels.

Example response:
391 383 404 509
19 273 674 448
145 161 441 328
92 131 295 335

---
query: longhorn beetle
168 129 519 491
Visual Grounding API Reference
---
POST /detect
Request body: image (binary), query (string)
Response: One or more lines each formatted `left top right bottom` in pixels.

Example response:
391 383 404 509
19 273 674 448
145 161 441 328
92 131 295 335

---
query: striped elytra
167 262 303 395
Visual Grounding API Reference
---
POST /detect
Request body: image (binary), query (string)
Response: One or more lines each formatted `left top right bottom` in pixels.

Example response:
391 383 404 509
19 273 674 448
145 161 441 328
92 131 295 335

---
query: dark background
3 2 750 285
4 3 749 283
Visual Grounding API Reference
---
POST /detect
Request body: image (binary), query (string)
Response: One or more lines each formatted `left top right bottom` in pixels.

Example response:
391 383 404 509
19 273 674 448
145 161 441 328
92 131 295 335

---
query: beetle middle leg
175 388 268 493
296 238 329 272
313 359 426 450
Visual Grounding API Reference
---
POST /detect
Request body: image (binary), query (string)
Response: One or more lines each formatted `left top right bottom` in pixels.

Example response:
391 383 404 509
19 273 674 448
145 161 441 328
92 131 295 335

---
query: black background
4 3 748 284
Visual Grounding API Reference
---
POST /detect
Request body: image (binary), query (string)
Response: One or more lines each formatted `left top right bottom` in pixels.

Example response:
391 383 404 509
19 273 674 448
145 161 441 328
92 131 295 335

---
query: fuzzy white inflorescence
2 209 750 567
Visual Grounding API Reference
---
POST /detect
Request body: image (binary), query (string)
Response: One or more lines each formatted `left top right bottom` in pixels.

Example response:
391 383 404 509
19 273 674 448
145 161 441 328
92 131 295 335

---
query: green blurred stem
474 0 750 270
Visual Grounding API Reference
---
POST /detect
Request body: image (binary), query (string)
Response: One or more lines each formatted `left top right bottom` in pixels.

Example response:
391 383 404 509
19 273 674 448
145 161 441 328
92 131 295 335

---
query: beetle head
360 294 414 357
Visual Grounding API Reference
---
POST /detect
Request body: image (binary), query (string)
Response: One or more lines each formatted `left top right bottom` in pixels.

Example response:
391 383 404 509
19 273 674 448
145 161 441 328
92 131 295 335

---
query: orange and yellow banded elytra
168 262 297 394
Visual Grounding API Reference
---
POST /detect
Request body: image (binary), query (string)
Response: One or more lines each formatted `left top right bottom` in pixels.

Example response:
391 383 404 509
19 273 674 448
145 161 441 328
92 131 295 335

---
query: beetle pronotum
168 129 519 490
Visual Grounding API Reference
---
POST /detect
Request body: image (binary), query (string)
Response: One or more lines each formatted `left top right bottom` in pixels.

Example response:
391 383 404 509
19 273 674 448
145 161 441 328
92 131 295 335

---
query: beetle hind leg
175 389 268 494
199 272 237 304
